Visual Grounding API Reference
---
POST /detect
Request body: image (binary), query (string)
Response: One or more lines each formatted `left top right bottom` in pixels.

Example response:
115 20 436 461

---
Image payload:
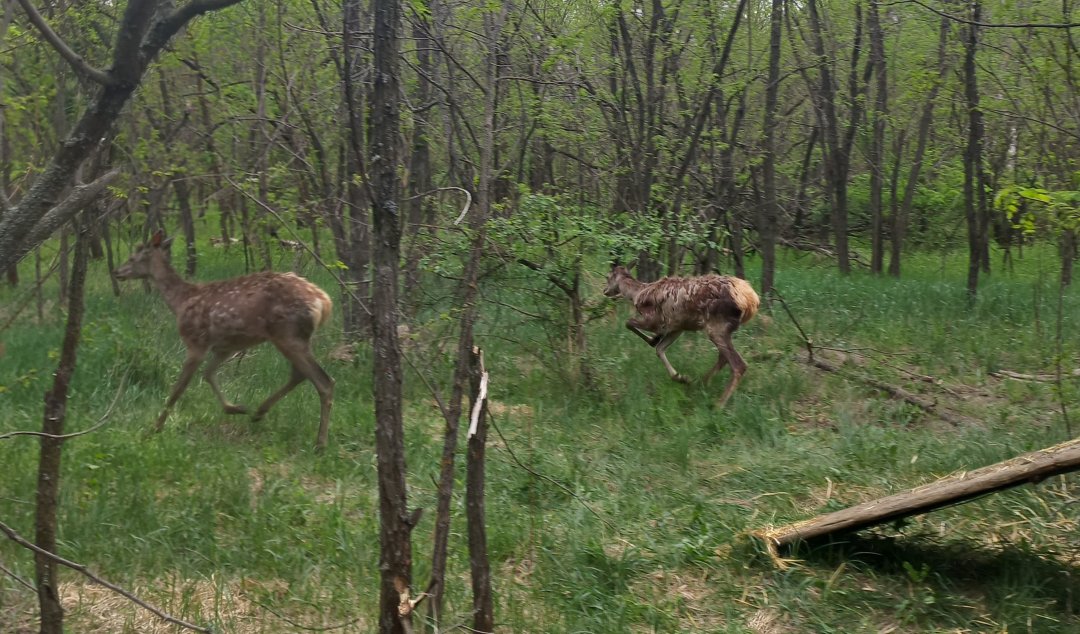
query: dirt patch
246 464 343 507
488 401 535 419
746 607 794 634
629 568 726 631
56 575 368 633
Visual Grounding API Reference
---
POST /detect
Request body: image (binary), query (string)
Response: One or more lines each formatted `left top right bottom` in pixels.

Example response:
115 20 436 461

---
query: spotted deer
604 264 760 406
113 231 335 449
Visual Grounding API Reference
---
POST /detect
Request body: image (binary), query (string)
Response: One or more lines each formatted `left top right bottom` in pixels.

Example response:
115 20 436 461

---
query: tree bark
963 0 988 299
403 0 436 314
370 0 411 631
807 0 851 274
338 0 373 339
867 1 887 274
36 220 89 634
759 0 784 296
466 348 493 633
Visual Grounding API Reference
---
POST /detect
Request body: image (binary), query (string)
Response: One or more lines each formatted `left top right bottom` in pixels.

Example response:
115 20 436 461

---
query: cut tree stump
755 437 1080 564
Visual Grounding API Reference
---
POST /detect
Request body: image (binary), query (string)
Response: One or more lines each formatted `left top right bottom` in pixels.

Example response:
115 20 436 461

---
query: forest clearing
2 0 1080 632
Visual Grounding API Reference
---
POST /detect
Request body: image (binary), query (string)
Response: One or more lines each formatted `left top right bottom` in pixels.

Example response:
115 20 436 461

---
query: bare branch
14 168 122 263
14 0 113 85
0 372 127 442
895 0 1080 28
254 599 366 631
0 558 34 592
144 0 246 54
0 519 211 632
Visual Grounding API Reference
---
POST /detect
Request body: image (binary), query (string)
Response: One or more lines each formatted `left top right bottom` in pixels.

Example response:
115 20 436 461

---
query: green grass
3 238 1080 632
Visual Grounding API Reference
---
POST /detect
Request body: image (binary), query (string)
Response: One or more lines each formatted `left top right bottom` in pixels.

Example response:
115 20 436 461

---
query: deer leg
653 331 690 383
257 342 335 450
155 350 206 431
202 351 248 415
252 365 305 422
706 322 746 406
625 322 656 345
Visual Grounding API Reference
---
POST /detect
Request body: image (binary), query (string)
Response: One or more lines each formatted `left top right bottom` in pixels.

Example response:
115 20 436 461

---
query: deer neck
148 256 197 314
618 276 646 301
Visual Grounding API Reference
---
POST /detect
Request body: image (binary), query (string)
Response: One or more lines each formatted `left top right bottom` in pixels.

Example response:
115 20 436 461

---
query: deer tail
305 287 333 330
729 278 760 324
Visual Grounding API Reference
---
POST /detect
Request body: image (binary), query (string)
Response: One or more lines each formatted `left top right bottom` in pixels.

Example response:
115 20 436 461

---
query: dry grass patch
57 575 369 633
629 568 726 632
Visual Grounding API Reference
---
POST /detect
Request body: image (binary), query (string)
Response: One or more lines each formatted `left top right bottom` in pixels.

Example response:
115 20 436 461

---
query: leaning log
755 437 1080 561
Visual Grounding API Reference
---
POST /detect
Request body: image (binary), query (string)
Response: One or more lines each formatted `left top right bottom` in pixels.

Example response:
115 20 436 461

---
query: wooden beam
755 437 1080 562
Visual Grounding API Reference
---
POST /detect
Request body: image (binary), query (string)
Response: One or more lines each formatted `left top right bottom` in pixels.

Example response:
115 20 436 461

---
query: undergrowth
1 238 1079 632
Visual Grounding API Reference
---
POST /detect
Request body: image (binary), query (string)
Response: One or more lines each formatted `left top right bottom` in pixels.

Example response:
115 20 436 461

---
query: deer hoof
674 374 691 384
251 410 267 422
224 404 248 415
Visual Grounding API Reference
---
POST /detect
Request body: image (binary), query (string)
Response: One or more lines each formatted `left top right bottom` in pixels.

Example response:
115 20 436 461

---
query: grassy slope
2 240 1079 633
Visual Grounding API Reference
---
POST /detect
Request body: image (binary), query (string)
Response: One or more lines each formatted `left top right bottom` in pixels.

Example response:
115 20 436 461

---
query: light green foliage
997 182 1080 236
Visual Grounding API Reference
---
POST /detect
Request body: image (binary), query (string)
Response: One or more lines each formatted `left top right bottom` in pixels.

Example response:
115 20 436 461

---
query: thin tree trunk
890 14 949 278
807 0 851 274
403 0 436 314
963 0 987 299
759 0 784 296
340 0 373 339
466 348 493 633
867 0 887 274
428 5 503 620
371 0 410 630
36 220 89 634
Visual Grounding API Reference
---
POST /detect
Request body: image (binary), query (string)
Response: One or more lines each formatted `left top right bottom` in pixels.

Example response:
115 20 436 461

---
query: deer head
113 231 173 280
603 264 633 298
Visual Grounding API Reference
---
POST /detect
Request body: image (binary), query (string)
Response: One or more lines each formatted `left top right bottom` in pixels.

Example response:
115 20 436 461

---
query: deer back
176 272 332 351
634 275 757 333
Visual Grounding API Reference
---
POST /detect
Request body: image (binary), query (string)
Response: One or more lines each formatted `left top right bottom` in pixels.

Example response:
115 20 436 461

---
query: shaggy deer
604 264 760 405
113 232 335 449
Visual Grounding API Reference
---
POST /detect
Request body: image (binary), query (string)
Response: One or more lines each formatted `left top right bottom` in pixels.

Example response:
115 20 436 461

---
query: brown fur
604 265 760 405
114 232 335 450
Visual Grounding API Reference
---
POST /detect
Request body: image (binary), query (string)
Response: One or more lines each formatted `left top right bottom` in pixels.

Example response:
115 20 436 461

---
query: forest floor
3 243 1080 632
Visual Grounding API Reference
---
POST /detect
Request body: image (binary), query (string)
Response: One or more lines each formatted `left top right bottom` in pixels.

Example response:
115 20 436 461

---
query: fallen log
755 437 1080 563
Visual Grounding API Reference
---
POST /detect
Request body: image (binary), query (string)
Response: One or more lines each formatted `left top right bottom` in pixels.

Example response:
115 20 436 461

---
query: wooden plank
755 437 1080 559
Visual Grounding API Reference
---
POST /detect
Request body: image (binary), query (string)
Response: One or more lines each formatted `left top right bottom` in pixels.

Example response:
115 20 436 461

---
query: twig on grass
0 372 127 442
0 557 35 592
992 368 1080 382
769 287 814 360
488 413 616 532
0 519 210 632
808 354 971 426
253 599 366 631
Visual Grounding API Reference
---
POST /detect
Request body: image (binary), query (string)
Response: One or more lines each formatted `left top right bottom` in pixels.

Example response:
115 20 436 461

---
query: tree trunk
466 348 493 633
428 5 504 620
867 1 887 274
759 0 784 296
370 0 411 631
963 1 987 299
339 0 373 340
36 220 89 634
403 0 436 315
807 0 851 274
890 14 949 278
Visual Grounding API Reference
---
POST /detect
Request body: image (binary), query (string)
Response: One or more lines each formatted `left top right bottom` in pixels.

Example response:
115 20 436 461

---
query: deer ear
150 230 164 247
160 236 174 249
